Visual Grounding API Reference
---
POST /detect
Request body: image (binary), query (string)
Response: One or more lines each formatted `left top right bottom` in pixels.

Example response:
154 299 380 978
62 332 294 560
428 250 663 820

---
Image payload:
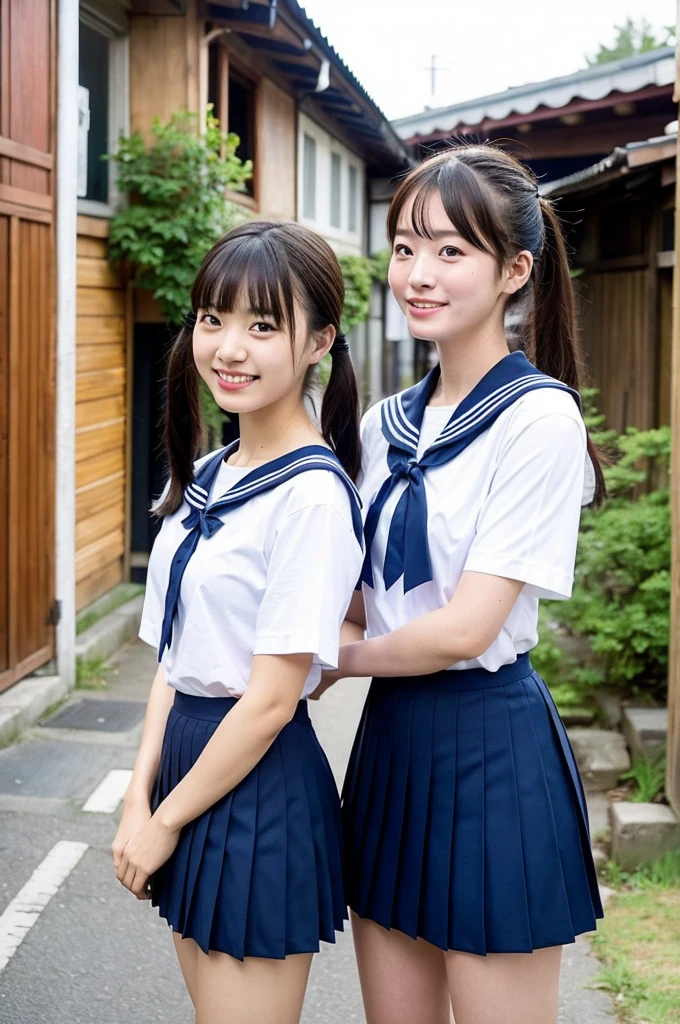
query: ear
308 325 335 366
503 250 533 295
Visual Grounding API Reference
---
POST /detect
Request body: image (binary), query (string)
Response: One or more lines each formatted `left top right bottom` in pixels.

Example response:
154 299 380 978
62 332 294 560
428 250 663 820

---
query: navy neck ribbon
361 351 580 593
159 444 363 659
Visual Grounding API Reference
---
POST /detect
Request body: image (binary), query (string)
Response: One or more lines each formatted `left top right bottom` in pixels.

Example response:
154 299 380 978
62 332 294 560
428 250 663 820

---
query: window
78 21 110 203
330 152 342 228
77 8 128 214
228 72 256 197
303 134 316 220
348 164 358 233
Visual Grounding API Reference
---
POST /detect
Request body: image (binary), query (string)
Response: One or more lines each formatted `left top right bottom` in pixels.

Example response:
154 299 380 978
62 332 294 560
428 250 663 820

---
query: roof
392 46 676 140
541 132 677 197
206 0 410 171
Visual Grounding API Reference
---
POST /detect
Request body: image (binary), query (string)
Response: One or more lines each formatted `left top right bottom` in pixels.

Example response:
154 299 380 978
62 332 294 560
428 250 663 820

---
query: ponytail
321 336 361 481
154 324 203 517
532 199 606 506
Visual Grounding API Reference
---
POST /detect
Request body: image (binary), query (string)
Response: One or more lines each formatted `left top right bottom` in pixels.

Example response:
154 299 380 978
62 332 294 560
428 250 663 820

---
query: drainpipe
55 0 79 686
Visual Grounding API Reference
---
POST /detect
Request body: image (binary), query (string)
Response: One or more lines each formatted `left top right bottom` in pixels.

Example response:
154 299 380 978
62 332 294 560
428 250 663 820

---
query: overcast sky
301 0 676 120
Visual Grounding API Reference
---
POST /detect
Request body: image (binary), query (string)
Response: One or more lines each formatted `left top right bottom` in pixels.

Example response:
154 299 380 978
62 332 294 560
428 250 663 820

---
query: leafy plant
107 107 252 324
620 752 667 803
542 393 670 696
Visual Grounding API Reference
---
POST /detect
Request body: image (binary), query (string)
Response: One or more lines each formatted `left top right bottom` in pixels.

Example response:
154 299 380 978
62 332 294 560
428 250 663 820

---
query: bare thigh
351 912 451 1024
173 931 199 1007
445 946 563 1024
193 947 313 1024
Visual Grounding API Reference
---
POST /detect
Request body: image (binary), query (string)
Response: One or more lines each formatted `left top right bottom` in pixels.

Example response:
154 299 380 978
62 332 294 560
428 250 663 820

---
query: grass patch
591 852 680 1023
75 655 110 690
75 583 144 637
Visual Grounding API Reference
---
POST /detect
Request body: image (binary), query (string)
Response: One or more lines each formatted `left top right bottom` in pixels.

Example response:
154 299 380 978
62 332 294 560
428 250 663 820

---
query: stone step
621 707 668 760
567 728 630 792
610 800 680 869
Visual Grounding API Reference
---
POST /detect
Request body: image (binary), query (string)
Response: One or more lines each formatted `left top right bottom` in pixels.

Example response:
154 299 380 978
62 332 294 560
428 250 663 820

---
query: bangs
191 233 297 335
388 156 500 258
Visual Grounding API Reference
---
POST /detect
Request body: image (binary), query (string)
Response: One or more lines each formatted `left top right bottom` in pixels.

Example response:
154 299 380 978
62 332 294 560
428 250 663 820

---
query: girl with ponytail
323 146 604 1024
111 221 364 1024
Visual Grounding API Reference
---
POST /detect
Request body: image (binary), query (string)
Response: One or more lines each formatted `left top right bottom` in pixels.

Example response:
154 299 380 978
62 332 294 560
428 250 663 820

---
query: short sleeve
463 412 586 600
253 502 363 667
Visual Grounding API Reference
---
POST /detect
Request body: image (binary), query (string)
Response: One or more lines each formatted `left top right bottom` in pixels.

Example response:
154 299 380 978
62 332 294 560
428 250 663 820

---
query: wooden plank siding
579 270 656 433
0 0 56 693
75 226 128 611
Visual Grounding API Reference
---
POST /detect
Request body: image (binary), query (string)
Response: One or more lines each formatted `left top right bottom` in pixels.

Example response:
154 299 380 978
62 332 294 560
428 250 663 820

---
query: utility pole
423 54 450 103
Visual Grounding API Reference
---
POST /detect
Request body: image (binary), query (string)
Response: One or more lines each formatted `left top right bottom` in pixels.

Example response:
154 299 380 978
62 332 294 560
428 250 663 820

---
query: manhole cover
41 700 146 733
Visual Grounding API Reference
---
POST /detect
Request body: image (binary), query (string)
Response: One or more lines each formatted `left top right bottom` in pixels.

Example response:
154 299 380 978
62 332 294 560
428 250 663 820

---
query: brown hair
156 221 360 516
387 145 605 504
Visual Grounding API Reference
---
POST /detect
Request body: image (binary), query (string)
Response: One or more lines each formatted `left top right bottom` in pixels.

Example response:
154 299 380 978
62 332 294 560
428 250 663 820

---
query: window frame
330 151 342 229
302 133 317 221
77 3 129 217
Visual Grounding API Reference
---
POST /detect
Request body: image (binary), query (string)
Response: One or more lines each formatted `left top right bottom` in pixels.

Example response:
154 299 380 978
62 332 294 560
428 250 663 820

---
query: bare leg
172 931 200 1008
351 912 451 1024
445 946 562 1024
194 948 313 1024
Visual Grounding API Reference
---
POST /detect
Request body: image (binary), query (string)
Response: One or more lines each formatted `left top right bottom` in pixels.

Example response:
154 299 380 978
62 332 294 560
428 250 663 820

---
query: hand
111 798 152 872
308 670 340 701
115 813 181 900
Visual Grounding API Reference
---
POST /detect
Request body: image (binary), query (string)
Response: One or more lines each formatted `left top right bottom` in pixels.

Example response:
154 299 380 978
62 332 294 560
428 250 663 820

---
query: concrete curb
0 674 70 747
0 594 144 748
75 594 144 664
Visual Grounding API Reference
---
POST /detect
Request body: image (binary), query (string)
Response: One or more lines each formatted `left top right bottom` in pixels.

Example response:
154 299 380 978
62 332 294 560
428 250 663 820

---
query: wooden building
543 133 677 435
0 0 407 689
0 0 57 693
391 48 676 185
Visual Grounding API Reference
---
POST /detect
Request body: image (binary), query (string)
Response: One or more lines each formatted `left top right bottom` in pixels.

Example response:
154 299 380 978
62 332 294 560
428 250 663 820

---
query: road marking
0 840 88 972
82 769 133 814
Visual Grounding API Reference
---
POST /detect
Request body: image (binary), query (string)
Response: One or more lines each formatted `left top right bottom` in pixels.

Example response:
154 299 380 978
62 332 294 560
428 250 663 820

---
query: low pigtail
321 338 361 481
154 324 203 517
532 199 606 505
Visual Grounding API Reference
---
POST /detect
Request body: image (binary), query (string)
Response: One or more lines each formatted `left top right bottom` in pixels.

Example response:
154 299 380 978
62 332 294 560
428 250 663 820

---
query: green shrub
108 107 252 324
541 393 670 697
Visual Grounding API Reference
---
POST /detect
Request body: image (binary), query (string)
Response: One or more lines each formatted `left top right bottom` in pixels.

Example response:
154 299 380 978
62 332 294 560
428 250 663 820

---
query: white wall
297 111 365 255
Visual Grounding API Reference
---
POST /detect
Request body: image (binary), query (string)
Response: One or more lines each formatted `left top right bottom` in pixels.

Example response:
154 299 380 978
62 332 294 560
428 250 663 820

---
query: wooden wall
75 217 128 611
0 0 56 692
129 14 195 138
256 78 296 221
579 269 656 433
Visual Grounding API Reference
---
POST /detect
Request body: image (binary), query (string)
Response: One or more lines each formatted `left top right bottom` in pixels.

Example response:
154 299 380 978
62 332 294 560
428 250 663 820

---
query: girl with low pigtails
325 145 605 1024
111 221 364 1024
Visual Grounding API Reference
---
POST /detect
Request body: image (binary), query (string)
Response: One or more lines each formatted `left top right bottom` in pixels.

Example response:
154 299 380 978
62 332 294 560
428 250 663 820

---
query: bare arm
111 663 173 871
339 571 524 678
124 663 175 806
156 653 311 830
116 652 312 896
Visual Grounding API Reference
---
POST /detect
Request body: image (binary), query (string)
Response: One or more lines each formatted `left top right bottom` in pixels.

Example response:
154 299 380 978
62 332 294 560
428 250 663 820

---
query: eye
393 243 412 257
439 245 462 258
200 312 222 327
250 321 277 333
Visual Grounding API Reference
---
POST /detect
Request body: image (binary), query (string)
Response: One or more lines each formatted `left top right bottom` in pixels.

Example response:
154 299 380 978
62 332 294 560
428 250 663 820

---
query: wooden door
0 0 57 692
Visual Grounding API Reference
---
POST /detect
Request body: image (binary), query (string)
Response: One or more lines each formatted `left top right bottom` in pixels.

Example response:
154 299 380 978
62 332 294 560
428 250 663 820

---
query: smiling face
192 294 326 416
388 190 533 348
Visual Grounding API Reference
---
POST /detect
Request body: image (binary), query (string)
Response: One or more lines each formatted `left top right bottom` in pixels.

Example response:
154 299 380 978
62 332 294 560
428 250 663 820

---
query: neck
228 391 320 467
432 318 510 408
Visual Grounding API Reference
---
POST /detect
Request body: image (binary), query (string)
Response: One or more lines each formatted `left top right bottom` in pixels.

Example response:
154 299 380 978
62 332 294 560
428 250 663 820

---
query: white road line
0 840 88 972
82 769 133 814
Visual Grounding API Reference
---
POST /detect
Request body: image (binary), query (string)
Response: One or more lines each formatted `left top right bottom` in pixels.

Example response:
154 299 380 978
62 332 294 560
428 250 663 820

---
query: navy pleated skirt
150 691 346 960
342 654 603 955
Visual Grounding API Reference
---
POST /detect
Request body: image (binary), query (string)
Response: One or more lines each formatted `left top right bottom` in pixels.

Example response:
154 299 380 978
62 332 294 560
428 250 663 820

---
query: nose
214 330 248 364
407 252 436 290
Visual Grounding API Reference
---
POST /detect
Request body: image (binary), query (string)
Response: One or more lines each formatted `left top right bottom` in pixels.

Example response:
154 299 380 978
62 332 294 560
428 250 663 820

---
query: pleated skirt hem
151 691 346 961
342 656 603 957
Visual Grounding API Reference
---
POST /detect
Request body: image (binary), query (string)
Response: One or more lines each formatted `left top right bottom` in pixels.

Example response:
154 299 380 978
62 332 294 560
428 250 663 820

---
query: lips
406 299 447 318
213 369 259 391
